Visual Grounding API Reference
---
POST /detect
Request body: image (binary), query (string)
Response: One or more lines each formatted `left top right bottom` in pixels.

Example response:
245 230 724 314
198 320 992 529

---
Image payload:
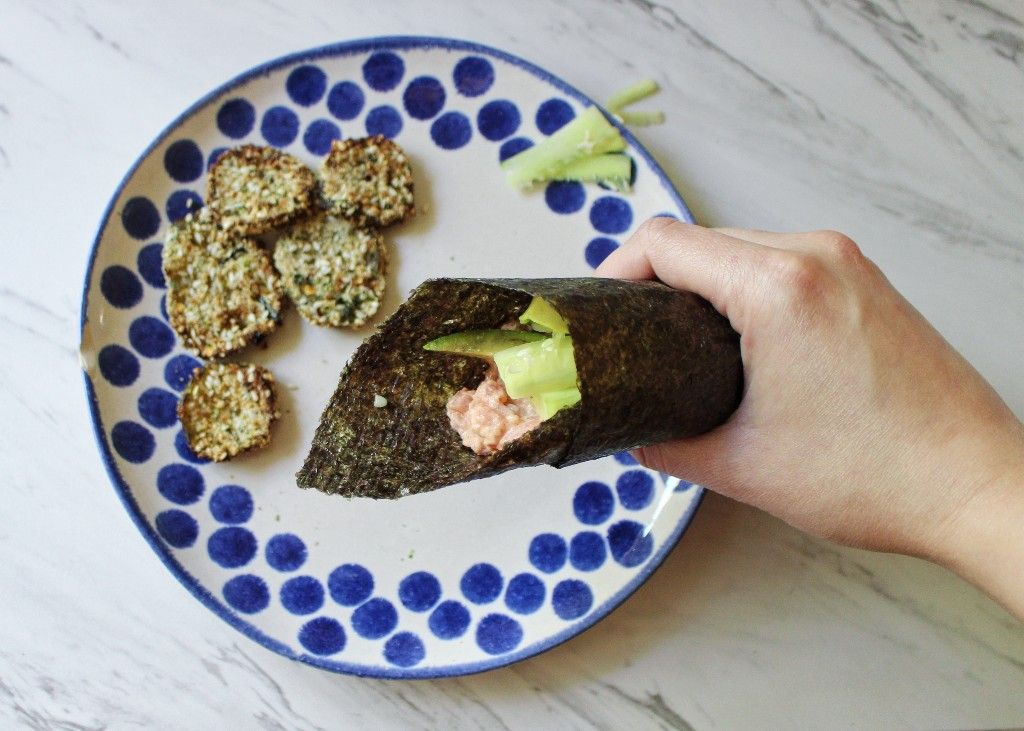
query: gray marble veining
1 0 1022 728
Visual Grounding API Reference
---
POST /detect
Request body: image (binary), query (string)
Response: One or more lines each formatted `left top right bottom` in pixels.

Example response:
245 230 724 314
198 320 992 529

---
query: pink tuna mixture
446 367 541 455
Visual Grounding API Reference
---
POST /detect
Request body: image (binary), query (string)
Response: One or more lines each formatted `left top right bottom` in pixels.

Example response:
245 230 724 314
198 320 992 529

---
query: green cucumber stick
619 110 666 127
605 79 660 113
519 297 569 334
548 154 632 191
590 134 627 155
493 336 578 400
536 387 582 419
501 106 624 189
423 329 545 356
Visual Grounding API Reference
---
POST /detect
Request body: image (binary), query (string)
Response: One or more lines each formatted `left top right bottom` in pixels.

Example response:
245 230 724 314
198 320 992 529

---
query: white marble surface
2 0 1023 727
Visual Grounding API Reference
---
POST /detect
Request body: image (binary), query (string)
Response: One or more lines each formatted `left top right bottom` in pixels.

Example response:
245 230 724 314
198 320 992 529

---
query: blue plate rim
79 34 704 679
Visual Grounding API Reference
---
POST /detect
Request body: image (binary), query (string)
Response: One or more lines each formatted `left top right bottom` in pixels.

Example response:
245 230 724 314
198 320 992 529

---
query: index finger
595 217 773 323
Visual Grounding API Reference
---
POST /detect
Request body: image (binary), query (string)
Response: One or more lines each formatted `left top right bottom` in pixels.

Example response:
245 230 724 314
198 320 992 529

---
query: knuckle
637 215 682 249
815 230 864 265
638 218 701 272
771 251 829 299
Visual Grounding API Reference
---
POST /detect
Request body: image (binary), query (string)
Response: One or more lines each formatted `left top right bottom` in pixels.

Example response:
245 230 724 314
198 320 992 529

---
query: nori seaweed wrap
297 278 742 499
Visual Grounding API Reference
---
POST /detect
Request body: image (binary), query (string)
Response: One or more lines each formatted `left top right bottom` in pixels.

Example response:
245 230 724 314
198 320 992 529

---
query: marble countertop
3 1 1023 728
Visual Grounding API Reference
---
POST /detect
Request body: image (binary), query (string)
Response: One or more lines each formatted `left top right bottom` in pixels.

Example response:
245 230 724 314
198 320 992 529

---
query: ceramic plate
79 36 701 678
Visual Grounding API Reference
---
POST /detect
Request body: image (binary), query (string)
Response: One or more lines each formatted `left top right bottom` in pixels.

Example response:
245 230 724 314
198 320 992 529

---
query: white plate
79 36 701 678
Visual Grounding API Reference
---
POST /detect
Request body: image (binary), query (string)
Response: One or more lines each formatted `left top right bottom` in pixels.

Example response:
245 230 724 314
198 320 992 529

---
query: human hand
597 219 1024 615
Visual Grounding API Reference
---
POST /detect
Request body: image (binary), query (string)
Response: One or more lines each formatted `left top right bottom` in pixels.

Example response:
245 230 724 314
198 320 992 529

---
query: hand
597 219 1024 616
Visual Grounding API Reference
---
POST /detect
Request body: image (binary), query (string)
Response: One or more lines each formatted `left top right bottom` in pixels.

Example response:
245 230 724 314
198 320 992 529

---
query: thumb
634 427 738 493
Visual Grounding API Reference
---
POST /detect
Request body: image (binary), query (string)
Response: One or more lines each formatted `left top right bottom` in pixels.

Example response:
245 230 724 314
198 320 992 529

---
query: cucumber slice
618 110 665 127
606 79 660 113
493 336 578 399
535 387 582 419
500 106 624 189
519 297 569 335
589 133 628 155
423 329 546 357
548 154 633 192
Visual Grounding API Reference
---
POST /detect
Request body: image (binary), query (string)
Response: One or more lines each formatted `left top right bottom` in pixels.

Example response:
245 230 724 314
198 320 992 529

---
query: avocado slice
423 329 546 357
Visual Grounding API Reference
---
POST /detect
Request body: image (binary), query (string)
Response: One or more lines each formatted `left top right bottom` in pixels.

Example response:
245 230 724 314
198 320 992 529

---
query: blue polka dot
674 478 695 492
110 421 154 463
223 574 269 614
498 136 533 162
207 147 228 170
585 237 619 269
573 481 614 525
159 294 168 322
261 106 299 147
328 563 373 606
528 533 567 573
453 56 494 97
100 265 143 309
569 531 607 571
431 112 472 149
207 526 257 569
163 139 203 182
98 344 139 387
614 451 638 466
362 51 404 92
174 429 210 465
403 76 446 120
544 181 585 214
302 118 341 155
351 598 398 640
365 105 403 138
266 533 307 572
398 571 441 612
590 196 633 234
327 81 364 120
460 563 503 604
504 573 545 615
536 98 575 135
129 316 174 358
164 354 201 392
154 509 198 548
607 520 655 567
137 243 165 289
280 576 325 615
552 579 593 620
616 470 655 510
165 190 203 223
476 614 523 655
121 196 160 240
384 632 425 668
428 600 471 640
285 64 327 106
209 485 253 524
476 99 520 141
298 617 346 656
157 463 204 505
137 387 178 428
217 98 255 139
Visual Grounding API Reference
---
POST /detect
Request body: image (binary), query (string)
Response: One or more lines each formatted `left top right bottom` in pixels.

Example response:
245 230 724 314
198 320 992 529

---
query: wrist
933 432 1024 618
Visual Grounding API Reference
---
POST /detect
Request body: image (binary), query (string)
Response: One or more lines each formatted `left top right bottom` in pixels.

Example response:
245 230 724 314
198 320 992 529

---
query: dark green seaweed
297 278 742 498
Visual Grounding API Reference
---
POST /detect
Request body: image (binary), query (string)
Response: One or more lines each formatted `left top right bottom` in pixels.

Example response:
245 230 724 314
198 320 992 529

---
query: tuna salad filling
424 297 582 456
446 367 541 455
